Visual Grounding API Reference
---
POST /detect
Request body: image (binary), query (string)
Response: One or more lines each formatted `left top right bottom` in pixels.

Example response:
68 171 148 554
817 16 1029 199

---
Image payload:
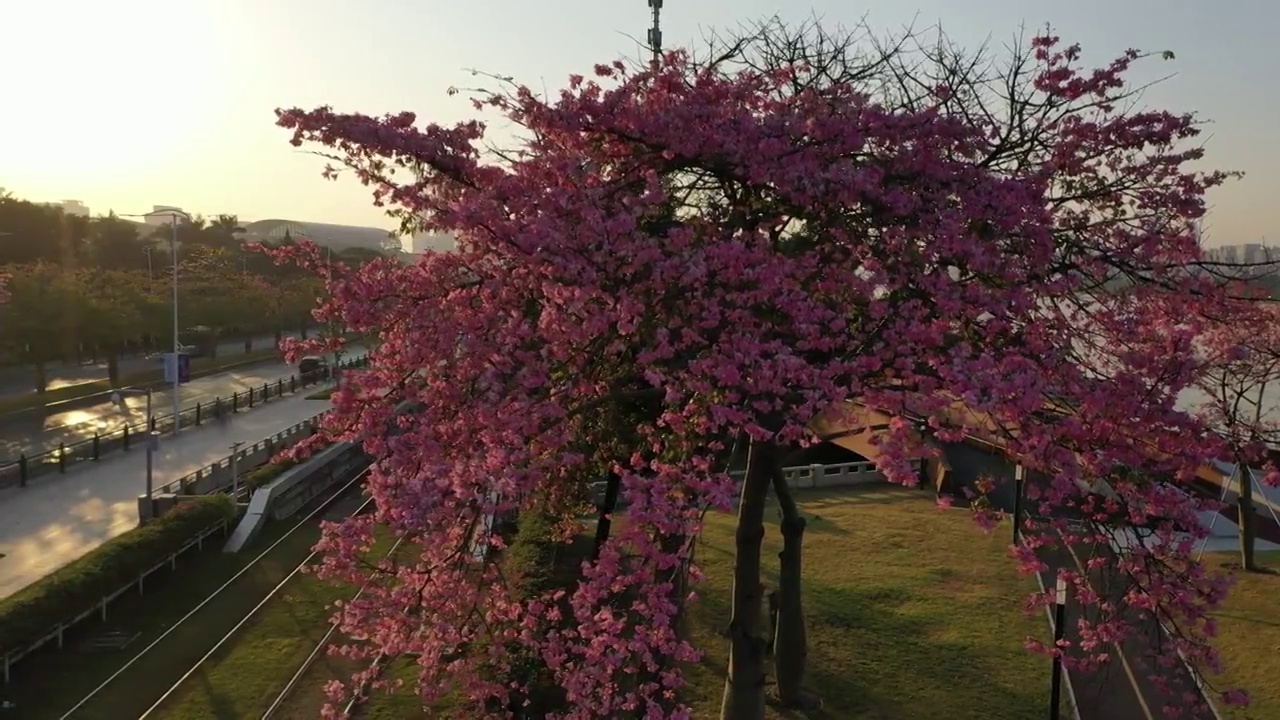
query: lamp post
1050 572 1067 720
143 246 154 292
113 387 157 520
120 210 189 436
229 440 244 500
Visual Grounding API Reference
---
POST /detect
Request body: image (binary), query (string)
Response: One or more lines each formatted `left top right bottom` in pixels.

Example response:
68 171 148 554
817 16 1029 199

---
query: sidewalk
0 394 331 600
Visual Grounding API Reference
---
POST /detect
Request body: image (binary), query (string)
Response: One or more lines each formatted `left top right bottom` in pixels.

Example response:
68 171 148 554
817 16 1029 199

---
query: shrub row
496 507 589 715
0 494 237 657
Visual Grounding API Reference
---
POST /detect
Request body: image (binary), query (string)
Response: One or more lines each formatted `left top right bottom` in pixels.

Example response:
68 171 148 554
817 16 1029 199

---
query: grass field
679 485 1050 719
0 348 285 415
145 533 401 720
0 491 363 720
1203 550 1280 720
287 485 1051 718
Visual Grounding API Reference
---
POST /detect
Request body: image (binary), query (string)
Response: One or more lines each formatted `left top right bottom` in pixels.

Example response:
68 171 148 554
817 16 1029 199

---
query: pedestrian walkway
0 394 330 600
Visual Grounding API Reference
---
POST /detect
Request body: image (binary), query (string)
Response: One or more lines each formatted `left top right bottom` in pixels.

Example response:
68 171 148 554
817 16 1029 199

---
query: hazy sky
1 0 1275 244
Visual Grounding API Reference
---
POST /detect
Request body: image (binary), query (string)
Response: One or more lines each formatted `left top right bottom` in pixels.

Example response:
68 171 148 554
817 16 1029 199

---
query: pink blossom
272 26 1247 719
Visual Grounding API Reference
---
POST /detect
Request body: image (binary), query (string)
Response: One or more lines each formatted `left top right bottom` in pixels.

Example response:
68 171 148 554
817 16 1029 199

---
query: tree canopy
266 20 1261 720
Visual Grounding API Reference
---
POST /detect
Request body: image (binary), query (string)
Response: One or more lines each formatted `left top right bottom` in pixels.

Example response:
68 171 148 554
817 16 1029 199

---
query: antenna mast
647 0 663 68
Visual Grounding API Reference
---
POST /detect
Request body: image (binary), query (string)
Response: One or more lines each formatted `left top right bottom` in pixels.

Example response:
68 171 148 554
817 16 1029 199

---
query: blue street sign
163 353 192 384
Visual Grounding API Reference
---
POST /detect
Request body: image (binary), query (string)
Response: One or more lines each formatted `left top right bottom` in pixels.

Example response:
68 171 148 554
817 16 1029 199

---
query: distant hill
243 219 402 253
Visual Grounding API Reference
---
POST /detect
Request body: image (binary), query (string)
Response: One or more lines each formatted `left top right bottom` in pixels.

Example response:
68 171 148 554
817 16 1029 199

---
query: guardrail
224 440 371 552
0 516 231 684
158 415 327 498
724 460 884 488
0 355 367 490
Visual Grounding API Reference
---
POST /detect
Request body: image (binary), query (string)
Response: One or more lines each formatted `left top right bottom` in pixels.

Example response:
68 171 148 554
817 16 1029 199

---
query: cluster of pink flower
272 25 1262 720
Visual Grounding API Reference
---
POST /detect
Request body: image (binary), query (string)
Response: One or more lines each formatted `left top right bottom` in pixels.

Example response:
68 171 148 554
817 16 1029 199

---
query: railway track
260 537 405 719
56 465 377 720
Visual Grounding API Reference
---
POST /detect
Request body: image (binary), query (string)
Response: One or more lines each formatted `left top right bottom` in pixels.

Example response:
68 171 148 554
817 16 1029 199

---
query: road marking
1061 539 1157 720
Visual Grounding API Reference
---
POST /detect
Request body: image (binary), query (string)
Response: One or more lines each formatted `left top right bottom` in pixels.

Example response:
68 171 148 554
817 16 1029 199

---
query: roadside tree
276 22 1244 720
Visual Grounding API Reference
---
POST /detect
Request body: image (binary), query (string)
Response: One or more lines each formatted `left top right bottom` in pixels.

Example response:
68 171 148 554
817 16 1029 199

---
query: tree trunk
591 471 621 562
719 437 773 720
33 359 47 394
106 350 120 386
771 468 811 707
1239 465 1259 571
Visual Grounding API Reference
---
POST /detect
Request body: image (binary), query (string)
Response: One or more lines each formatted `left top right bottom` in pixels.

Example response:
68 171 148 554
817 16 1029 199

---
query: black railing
0 356 368 489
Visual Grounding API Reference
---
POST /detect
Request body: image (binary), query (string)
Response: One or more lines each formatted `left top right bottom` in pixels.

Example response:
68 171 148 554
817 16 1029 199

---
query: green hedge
241 458 298 493
496 508 578 715
0 494 236 657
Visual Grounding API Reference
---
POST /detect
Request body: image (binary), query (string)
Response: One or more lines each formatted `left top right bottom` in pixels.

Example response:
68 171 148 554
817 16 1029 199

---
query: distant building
411 230 457 254
242 218 401 254
59 199 89 217
143 205 187 226
1204 242 1279 266
33 198 90 216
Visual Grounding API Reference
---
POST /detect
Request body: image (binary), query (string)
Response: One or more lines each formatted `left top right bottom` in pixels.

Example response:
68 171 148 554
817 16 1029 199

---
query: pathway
0 394 331 600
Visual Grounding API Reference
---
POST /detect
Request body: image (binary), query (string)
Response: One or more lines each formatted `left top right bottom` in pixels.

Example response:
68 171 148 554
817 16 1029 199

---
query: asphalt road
0 335 281 398
0 358 315 462
1035 534 1218 720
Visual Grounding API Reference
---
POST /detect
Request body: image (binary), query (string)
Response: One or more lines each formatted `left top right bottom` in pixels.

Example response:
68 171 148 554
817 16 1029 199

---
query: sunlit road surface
0 345 363 462
0 335 281 398
0 394 330 600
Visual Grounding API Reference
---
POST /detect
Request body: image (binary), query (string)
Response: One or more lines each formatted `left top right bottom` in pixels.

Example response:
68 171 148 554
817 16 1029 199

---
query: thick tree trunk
1239 466 1259 571
591 471 621 562
771 468 811 708
719 437 774 720
33 359 47 394
106 351 120 386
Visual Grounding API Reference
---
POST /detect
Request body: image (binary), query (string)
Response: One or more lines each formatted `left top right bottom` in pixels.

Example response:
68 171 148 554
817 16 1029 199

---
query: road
0 335 281 398
0 359 304 462
0 393 331 600
1035 535 1219 720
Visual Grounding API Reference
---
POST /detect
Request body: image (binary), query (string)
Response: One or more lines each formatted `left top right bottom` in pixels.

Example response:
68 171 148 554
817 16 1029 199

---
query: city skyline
2 0 1277 244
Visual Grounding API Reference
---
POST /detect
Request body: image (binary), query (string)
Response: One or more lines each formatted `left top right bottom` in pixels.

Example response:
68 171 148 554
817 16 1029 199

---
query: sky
0 0 1276 247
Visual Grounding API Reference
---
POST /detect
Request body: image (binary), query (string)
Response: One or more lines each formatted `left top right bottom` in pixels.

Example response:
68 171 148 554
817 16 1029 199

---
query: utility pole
170 214 181 434
647 0 663 68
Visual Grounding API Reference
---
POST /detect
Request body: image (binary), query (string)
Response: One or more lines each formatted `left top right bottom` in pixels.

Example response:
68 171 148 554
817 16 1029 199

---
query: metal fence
156 413 330 498
0 355 368 490
1 517 231 684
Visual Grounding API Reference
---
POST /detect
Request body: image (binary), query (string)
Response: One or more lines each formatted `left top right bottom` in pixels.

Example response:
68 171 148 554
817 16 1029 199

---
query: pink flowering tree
274 19 1250 719
1191 292 1280 571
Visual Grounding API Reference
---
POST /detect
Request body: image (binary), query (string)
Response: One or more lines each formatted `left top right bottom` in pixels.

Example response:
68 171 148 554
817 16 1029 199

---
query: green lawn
299 485 1051 719
680 485 1051 719
146 527 402 720
1203 550 1280 720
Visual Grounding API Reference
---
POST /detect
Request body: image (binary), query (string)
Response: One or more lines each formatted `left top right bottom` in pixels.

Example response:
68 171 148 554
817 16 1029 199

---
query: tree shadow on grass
687 580 1044 720
192 668 241 720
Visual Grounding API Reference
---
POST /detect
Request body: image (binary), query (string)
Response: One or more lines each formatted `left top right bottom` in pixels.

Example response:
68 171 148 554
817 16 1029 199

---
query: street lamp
113 387 158 520
143 246 154 292
1050 572 1067 720
229 440 245 501
120 210 189 436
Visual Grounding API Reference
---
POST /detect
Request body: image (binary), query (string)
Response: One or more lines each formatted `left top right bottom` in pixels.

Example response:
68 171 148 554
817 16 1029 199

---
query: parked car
145 341 201 360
